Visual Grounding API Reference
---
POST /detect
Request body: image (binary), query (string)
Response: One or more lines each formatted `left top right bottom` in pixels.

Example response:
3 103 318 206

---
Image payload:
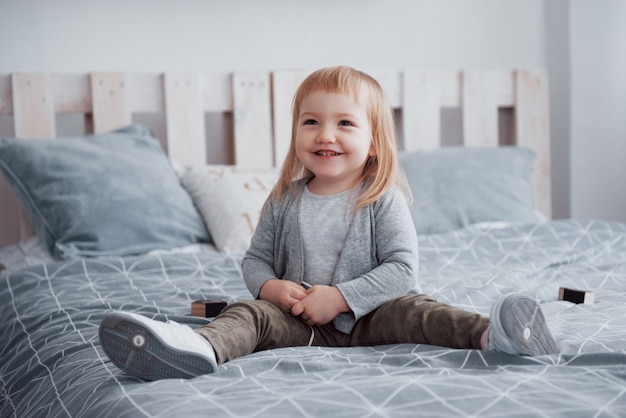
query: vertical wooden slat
272 70 308 167
164 73 206 167
11 73 57 239
402 71 442 151
462 70 499 147
12 73 56 138
516 69 552 218
232 72 273 167
90 73 131 133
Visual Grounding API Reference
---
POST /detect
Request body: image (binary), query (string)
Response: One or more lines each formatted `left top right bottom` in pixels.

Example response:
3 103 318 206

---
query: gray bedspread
1 219 626 417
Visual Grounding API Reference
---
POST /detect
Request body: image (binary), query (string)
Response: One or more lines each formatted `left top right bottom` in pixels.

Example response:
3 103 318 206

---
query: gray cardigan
242 179 420 333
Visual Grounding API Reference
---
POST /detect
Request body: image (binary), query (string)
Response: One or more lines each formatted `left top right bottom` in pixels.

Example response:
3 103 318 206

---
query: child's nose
316 126 336 143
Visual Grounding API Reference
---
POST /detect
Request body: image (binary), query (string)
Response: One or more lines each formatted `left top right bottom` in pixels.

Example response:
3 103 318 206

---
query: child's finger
290 301 304 317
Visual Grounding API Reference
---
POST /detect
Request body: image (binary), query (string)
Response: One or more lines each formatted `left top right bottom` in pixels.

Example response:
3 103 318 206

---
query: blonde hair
273 65 410 209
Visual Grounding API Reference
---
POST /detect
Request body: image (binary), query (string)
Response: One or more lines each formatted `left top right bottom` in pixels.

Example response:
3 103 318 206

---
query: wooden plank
232 72 273 167
12 73 56 138
10 73 57 239
272 70 308 166
516 69 552 218
164 73 207 167
402 71 442 151
462 70 499 147
4 73 234 117
90 73 132 133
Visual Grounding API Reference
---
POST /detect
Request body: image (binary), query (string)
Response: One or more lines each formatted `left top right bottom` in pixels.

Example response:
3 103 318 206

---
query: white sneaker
485 294 558 356
99 312 217 380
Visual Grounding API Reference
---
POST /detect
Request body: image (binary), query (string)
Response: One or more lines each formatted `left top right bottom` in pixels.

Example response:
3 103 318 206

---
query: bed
1 69 625 417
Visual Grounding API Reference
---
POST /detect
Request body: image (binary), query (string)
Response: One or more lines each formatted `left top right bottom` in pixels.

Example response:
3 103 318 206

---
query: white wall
546 0 571 220
0 0 545 72
570 0 626 222
1 0 624 234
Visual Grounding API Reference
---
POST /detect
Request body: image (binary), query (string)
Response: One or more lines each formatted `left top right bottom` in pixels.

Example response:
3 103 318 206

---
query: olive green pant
195 294 490 364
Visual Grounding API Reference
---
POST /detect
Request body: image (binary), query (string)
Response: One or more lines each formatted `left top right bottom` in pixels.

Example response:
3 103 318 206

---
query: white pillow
180 165 280 253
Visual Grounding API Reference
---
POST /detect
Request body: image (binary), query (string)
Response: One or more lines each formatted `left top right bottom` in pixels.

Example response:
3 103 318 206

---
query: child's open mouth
315 151 341 156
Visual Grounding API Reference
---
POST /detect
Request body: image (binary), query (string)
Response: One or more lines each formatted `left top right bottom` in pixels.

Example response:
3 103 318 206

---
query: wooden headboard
0 69 551 245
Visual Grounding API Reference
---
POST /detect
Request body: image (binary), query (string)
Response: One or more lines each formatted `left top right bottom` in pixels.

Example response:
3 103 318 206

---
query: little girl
99 66 558 380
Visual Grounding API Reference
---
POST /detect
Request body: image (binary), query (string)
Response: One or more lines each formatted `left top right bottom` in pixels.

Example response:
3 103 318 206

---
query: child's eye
338 120 354 127
303 119 318 125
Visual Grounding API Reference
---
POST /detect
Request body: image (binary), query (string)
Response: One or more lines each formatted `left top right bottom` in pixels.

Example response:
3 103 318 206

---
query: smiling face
295 90 375 195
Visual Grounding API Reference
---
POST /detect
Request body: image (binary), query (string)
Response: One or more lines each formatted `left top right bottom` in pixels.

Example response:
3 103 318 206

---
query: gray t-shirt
242 178 420 333
300 186 357 286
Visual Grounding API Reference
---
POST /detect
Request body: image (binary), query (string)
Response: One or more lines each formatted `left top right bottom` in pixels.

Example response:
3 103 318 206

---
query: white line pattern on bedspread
1 219 626 417
7 272 72 417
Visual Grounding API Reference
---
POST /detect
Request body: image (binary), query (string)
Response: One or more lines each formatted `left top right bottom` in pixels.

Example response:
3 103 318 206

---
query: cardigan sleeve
334 188 419 329
241 198 280 298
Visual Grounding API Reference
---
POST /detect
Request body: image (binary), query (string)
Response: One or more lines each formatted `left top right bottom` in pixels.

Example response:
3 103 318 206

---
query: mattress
1 219 625 417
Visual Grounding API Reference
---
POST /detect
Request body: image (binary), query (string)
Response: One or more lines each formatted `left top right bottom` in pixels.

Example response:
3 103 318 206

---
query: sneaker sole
496 295 558 356
99 313 215 380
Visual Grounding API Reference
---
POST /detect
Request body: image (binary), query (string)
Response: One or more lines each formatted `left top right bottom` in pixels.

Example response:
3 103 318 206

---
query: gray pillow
400 146 538 235
0 124 210 259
